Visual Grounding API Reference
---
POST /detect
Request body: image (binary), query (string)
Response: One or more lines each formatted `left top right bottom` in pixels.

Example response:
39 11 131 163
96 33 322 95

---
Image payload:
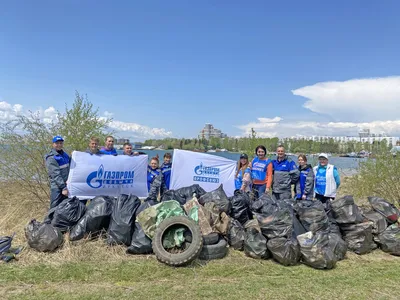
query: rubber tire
198 238 228 260
184 232 220 245
152 216 203 267
203 233 220 245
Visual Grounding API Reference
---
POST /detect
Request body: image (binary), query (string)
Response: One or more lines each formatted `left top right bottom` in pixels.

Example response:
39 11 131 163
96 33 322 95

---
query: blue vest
99 147 118 155
235 167 251 190
161 162 172 189
52 150 70 169
251 157 271 181
147 167 160 191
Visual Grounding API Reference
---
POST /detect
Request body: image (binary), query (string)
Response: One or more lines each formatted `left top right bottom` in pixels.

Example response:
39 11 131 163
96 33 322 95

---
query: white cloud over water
0 100 173 140
292 77 400 121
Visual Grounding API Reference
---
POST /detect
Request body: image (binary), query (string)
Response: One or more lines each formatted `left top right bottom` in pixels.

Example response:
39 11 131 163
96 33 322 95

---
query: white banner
67 151 148 198
170 149 236 197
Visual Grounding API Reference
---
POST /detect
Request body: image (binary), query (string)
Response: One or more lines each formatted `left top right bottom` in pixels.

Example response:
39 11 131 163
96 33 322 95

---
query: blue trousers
253 184 266 196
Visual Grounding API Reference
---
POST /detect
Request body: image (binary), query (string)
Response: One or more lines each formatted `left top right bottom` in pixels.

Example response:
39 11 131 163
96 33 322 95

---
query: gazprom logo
193 162 220 183
86 164 134 189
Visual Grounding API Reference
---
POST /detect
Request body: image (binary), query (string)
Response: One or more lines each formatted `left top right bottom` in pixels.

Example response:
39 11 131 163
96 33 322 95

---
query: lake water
118 149 365 176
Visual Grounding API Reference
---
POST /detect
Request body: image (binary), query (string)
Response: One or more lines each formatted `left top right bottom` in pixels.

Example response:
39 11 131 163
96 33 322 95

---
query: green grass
1 250 399 300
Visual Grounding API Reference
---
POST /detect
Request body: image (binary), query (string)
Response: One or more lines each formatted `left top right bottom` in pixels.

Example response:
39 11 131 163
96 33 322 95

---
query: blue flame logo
97 165 104 179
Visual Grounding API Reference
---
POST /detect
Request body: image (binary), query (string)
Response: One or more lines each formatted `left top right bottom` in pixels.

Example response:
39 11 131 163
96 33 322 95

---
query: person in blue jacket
147 156 161 192
314 153 340 204
122 142 134 156
295 154 315 200
85 137 101 155
99 136 117 155
235 153 252 191
45 135 70 209
272 145 300 200
160 152 172 190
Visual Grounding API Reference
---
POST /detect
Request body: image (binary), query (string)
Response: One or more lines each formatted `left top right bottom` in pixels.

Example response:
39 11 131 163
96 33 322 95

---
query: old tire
153 216 203 266
198 238 228 260
184 232 220 245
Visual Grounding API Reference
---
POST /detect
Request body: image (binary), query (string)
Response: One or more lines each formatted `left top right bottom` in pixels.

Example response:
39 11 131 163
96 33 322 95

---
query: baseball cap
240 153 248 159
318 153 328 159
52 135 64 143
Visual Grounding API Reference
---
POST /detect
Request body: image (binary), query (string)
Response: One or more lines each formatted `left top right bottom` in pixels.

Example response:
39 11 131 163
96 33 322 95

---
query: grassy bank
1 182 400 300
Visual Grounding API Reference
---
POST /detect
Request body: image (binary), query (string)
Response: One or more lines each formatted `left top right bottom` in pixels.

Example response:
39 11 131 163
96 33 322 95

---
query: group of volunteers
45 135 172 208
45 135 340 210
235 145 341 204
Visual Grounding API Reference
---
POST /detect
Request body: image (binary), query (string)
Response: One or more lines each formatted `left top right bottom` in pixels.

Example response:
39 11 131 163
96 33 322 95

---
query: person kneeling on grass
314 153 340 205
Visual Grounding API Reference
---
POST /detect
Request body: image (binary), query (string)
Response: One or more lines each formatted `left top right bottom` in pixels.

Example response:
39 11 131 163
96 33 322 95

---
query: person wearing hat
45 135 70 209
313 153 341 204
235 153 252 191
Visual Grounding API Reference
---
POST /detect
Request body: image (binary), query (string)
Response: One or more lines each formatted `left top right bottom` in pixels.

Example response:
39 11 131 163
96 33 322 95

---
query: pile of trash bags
25 183 400 268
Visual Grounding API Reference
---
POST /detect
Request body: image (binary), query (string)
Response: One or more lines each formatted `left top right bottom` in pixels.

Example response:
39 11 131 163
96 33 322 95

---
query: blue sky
1 0 400 141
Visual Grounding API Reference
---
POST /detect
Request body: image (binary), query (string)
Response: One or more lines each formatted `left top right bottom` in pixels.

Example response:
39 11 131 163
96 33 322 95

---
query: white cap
318 153 329 159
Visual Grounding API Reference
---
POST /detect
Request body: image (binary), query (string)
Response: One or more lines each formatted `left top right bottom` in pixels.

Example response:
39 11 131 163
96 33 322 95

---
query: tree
0 92 112 203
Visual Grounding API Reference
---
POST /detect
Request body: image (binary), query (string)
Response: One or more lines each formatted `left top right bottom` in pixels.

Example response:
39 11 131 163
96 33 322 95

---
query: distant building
198 123 227 140
285 129 399 145
115 138 130 144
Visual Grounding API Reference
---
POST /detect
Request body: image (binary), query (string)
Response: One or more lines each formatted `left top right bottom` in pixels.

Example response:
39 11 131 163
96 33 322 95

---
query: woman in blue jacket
295 154 315 200
235 153 251 191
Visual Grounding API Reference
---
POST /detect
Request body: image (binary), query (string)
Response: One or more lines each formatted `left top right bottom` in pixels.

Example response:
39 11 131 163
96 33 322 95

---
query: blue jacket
99 147 118 156
45 148 70 191
272 156 300 193
314 164 341 196
147 166 161 192
161 162 172 189
235 167 251 190
295 164 314 199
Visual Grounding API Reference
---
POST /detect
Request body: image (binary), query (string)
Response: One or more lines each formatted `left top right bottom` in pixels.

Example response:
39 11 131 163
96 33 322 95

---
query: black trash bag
51 197 86 232
377 224 400 256
244 227 270 259
292 213 307 237
126 200 158 254
341 222 374 255
363 211 388 236
161 190 186 205
267 235 301 266
176 184 206 200
199 184 231 214
251 193 275 213
329 221 341 235
229 190 252 225
295 200 329 233
69 196 114 241
107 194 141 246
328 233 347 261
25 219 63 252
368 196 400 224
227 219 245 250
0 233 15 254
330 195 364 224
255 205 293 239
297 231 337 269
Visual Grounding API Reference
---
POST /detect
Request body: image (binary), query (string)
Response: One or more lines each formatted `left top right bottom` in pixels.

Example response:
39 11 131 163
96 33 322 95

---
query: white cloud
237 117 400 138
0 100 174 140
108 120 173 140
292 76 400 121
